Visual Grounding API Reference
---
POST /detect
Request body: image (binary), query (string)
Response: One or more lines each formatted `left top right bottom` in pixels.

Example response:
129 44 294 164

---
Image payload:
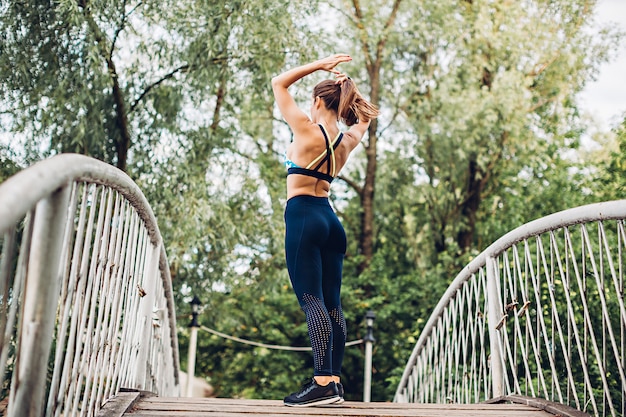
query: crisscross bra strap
285 124 343 183
287 167 335 183
305 124 343 176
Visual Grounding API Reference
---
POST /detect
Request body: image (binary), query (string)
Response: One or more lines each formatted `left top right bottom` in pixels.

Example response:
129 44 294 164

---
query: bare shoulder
342 120 371 151
341 130 362 151
292 120 324 146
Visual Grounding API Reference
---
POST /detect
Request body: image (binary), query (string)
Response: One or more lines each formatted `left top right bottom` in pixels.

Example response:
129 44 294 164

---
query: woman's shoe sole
284 395 341 407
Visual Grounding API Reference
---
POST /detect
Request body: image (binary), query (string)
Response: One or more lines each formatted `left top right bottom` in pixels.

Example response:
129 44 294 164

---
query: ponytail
337 79 380 126
313 79 380 127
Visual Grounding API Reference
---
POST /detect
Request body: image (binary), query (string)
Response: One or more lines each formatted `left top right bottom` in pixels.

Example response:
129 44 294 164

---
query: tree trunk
359 117 378 273
350 0 401 273
111 64 131 172
456 158 483 251
454 61 493 253
82 3 132 172
357 54 383 273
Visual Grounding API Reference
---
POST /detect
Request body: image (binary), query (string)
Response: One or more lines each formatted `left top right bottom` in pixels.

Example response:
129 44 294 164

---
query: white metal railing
395 200 626 417
0 154 180 417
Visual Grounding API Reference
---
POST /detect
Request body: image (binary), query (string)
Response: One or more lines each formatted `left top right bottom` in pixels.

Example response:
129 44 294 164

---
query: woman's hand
335 73 350 85
271 53 354 134
316 54 352 74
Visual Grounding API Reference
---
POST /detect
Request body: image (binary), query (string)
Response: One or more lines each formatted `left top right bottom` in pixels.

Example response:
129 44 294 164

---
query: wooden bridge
98 390 587 417
2 155 626 417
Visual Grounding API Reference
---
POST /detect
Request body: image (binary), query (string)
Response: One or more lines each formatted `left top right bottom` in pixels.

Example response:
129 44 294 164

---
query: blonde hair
313 79 379 126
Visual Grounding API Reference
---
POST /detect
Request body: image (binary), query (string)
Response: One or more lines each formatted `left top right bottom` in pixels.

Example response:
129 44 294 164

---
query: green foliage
599 115 626 199
388 0 612 255
0 145 21 183
1 0 126 162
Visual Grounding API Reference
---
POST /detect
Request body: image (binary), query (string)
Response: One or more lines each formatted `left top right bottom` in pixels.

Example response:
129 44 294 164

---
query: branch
527 0 590 79
130 54 231 113
527 53 560 78
337 174 363 195
110 0 143 59
379 95 404 136
527 96 558 113
351 0 373 70
385 87 426 135
383 0 402 33
376 0 402 63
454 131 507 214
329 1 359 27
210 76 227 133
80 0 132 170
130 64 189 112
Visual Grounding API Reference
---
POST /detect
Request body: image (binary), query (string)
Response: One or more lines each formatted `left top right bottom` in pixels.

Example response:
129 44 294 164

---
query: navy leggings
284 195 347 376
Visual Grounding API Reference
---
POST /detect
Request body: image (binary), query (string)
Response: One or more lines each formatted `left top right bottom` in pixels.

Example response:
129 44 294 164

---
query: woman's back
285 122 359 199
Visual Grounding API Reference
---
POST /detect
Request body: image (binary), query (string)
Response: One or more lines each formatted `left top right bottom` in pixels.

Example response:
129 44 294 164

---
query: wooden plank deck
99 391 589 417
127 398 553 417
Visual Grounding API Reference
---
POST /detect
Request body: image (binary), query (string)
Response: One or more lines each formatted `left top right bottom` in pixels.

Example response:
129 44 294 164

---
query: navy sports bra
284 124 343 183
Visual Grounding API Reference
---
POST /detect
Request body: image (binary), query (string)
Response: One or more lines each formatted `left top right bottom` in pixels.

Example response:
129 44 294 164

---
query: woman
271 54 379 407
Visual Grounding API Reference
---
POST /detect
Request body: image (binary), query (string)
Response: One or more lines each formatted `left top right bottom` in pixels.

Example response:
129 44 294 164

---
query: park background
1 0 625 402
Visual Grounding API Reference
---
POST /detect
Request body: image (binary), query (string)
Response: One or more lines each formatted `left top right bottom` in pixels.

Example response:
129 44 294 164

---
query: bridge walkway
98 391 588 417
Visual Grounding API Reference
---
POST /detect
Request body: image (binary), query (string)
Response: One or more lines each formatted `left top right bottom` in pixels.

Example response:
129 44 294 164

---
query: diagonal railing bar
618 222 626 416
0 226 18 387
598 221 626 360
48 181 82 414
395 200 626 417
546 232 579 408
571 225 613 416
0 212 33 395
585 224 626 407
502 250 527 397
529 237 562 401
0 154 180 417
559 227 599 415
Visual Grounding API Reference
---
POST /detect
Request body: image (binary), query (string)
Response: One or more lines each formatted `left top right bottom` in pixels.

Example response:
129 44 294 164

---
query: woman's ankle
313 376 335 386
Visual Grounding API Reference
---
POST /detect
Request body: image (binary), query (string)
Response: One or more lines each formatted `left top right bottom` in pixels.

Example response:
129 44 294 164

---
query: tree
0 0 303 171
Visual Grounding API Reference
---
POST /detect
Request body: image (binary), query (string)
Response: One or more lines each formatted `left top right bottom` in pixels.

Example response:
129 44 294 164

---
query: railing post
363 310 376 402
135 243 159 391
8 185 71 417
486 256 505 398
186 296 201 397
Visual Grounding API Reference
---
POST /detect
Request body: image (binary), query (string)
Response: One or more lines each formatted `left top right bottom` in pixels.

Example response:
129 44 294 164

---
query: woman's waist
286 194 332 207
286 177 331 200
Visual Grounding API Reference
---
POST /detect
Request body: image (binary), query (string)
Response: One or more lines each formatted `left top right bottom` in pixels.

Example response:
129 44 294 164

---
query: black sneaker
336 382 345 404
284 379 340 407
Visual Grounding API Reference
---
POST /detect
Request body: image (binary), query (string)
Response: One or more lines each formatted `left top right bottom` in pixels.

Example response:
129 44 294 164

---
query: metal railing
0 154 180 417
394 200 626 416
